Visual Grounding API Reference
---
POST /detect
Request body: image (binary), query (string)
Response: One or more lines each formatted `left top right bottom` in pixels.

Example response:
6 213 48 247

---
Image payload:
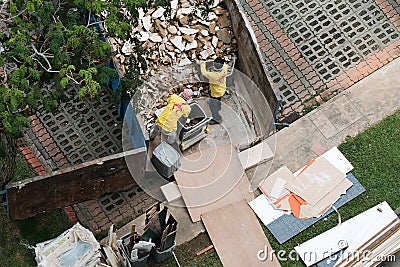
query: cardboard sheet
238 141 274 170
294 147 353 177
259 166 295 201
299 178 353 218
286 157 346 206
266 173 365 244
202 200 281 267
174 144 253 222
295 202 399 266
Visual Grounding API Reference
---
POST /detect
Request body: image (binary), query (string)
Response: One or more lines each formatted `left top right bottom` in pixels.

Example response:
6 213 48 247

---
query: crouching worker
200 57 228 124
149 89 192 144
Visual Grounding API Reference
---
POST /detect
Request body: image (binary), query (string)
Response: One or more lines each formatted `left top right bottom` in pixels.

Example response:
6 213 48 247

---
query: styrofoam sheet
295 202 398 266
321 147 353 174
248 194 286 226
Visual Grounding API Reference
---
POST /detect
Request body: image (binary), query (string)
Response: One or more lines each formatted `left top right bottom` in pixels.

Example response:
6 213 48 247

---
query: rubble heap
104 0 237 76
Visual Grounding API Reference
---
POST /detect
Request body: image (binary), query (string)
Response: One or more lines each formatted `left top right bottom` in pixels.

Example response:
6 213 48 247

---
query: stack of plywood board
257 147 354 219
202 200 281 267
174 143 253 222
295 201 400 267
174 143 281 266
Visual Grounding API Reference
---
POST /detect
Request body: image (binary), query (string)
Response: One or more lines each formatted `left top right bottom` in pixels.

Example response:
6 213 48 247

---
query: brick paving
24 84 154 232
240 0 400 120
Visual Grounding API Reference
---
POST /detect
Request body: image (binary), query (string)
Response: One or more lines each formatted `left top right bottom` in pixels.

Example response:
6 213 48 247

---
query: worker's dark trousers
210 96 222 122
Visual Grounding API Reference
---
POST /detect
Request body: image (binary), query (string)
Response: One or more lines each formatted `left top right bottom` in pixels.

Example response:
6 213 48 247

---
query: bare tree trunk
0 130 17 189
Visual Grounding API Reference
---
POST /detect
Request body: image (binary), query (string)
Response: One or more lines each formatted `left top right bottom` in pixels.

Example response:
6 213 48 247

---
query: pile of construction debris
104 0 237 76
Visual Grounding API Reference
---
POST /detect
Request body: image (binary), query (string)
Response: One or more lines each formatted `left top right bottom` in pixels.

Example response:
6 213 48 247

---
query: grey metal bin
177 103 211 150
151 142 180 179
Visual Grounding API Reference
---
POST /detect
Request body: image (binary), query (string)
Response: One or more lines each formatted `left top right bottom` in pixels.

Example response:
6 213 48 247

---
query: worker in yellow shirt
200 57 228 124
149 89 192 144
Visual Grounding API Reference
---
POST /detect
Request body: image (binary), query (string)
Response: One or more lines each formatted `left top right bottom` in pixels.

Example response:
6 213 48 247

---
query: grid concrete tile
241 0 400 121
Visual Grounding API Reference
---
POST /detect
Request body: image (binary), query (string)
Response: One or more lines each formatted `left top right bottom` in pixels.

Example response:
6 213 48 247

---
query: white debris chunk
142 16 152 32
170 36 186 51
178 27 199 35
152 7 165 18
149 33 162 43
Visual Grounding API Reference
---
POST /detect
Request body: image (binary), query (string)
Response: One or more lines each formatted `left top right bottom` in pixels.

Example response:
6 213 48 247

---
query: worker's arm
200 62 210 78
222 64 229 75
182 105 191 118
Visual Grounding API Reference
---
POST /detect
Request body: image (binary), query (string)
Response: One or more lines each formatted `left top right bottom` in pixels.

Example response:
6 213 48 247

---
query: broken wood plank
196 245 214 256
6 148 146 220
295 202 399 266
202 200 280 267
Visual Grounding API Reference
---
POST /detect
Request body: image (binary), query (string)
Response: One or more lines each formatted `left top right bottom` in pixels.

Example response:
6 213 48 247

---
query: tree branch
31 44 53 70
31 58 80 85
87 20 106 27
0 9 27 22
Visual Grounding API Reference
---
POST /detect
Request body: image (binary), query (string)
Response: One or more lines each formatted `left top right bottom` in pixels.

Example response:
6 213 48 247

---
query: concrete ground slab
265 57 400 177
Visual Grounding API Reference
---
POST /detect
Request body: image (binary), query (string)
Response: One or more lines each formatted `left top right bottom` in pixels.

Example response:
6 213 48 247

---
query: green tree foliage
0 0 119 186
0 0 171 187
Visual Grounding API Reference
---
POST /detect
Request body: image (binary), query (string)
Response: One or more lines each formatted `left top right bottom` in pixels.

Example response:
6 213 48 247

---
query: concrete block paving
240 0 400 121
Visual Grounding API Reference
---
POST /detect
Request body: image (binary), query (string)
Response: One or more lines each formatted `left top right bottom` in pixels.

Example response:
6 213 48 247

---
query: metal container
151 142 180 178
177 103 211 150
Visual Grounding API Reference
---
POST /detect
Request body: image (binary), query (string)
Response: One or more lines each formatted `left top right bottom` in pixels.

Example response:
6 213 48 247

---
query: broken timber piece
201 200 281 267
196 245 214 256
238 141 273 170
130 224 136 245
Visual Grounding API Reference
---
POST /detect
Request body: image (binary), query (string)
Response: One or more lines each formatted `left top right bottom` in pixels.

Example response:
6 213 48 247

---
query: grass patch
12 151 36 183
264 110 400 266
150 232 222 267
0 150 72 266
0 209 72 267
